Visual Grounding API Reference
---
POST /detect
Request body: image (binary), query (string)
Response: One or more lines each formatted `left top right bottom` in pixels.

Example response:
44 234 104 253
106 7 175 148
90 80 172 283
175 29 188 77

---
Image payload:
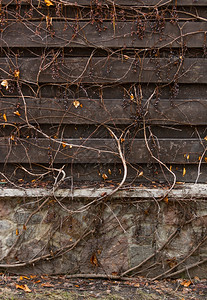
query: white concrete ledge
0 184 207 200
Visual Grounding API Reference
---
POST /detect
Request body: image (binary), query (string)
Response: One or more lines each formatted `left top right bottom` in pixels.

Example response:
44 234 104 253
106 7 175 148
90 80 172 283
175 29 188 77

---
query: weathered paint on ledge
0 184 207 200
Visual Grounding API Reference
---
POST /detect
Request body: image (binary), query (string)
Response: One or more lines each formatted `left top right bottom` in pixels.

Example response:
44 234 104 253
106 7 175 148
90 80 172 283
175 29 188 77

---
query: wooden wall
0 0 207 186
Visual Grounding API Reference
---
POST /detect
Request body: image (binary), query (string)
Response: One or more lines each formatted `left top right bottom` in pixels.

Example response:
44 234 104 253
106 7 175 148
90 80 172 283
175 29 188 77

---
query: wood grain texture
0 57 206 84
1 21 206 48
1 98 207 125
0 162 206 183
1 0 206 7
0 138 206 164
0 0 206 186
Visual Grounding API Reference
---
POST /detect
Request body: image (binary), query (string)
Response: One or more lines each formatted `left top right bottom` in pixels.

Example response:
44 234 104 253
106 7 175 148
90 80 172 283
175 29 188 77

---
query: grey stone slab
0 220 12 232
14 209 43 225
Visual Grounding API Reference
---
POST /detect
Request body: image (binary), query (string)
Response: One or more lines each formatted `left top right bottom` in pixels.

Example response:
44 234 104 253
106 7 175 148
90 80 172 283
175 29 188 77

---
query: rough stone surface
0 189 206 278
0 220 13 232
14 209 43 224
0 200 12 217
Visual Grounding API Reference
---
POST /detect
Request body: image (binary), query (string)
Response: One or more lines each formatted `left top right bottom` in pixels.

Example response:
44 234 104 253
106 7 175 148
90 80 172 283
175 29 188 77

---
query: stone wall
0 187 207 278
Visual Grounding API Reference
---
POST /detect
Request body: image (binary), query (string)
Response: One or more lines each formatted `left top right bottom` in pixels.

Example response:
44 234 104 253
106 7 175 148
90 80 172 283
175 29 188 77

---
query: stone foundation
0 185 206 278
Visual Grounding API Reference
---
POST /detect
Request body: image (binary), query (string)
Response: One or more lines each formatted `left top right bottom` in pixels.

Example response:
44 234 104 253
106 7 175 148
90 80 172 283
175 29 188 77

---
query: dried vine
0 0 206 279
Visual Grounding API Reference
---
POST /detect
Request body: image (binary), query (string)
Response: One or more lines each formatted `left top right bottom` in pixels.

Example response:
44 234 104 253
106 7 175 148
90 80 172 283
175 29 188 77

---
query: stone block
5 226 35 248
163 207 179 225
0 193 206 278
0 200 12 217
98 235 129 274
14 209 43 225
130 224 155 245
0 220 13 232
129 244 155 267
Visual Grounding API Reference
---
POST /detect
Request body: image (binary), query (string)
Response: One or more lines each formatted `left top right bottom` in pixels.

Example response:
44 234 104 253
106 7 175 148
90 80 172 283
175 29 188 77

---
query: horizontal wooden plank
145 99 207 125
1 0 206 7
1 98 207 125
0 57 206 84
0 138 206 164
3 5 207 23
1 162 207 184
1 21 206 48
13 82 207 100
1 123 207 140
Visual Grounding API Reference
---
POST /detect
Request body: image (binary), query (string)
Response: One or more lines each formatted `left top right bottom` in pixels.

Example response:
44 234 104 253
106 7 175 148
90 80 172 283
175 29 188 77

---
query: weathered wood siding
0 0 206 185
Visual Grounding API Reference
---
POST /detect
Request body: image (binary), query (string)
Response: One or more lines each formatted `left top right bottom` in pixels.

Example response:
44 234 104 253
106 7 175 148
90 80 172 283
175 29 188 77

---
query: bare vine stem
0 0 205 277
121 228 179 276
152 233 207 280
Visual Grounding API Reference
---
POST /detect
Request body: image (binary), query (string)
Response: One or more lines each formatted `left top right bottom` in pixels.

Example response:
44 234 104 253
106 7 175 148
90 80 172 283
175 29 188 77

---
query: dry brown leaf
111 272 118 276
34 280 41 283
73 100 80 108
14 69 20 79
163 196 168 204
134 283 140 287
138 171 143 177
90 253 98 267
181 280 192 287
102 173 108 180
14 110 21 117
124 281 131 285
46 16 52 28
184 154 190 160
167 257 177 268
1 80 9 90
3 113 7 122
41 282 54 287
16 284 32 293
130 94 134 101
45 0 53 6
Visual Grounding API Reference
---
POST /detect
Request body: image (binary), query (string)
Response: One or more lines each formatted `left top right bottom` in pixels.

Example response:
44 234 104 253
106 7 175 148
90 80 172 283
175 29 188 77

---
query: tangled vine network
0 0 207 278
